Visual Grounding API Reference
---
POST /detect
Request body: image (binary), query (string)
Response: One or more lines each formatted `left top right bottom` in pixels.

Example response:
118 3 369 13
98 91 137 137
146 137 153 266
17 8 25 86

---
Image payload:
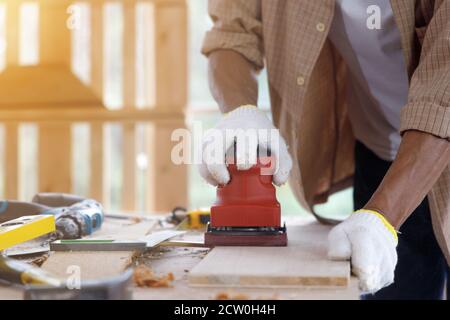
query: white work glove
199 105 292 186
328 210 398 294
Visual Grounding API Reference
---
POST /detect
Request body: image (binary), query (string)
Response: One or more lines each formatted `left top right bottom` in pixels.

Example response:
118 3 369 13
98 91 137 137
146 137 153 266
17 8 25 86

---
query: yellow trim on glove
355 209 398 243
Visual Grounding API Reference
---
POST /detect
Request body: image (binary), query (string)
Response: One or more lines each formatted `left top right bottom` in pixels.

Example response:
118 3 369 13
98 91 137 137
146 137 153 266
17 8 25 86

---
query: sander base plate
204 226 287 247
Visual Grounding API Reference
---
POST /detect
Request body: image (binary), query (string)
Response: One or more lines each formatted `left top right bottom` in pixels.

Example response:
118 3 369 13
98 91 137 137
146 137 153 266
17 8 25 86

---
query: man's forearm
364 131 450 229
208 50 259 113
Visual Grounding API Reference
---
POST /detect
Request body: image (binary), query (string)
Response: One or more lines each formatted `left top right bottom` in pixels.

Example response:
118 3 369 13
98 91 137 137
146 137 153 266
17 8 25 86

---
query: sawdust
215 291 249 300
130 217 143 224
133 264 175 288
30 254 49 267
215 291 279 300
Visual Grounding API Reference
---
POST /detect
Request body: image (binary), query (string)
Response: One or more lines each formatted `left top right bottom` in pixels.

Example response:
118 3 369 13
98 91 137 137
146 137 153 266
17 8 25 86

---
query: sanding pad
204 232 287 247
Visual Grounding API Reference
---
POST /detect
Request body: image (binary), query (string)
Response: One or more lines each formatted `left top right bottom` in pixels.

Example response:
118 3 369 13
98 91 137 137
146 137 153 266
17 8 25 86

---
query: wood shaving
30 254 49 267
133 264 175 288
130 217 143 224
215 291 249 300
215 291 279 300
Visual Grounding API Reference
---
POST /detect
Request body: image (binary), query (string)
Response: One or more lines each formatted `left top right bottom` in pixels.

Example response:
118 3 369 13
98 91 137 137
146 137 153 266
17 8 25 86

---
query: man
198 0 450 299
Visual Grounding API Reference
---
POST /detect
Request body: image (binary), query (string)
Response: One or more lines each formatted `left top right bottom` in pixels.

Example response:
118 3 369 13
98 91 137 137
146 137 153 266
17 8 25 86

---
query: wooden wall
0 0 188 213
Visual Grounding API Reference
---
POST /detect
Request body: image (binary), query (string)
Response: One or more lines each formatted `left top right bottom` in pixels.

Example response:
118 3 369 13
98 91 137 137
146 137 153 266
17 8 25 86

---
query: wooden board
0 66 103 109
41 218 158 280
133 246 359 300
188 221 350 288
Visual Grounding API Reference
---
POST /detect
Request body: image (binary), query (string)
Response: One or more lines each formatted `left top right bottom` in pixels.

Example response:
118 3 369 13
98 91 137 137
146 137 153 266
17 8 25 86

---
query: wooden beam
0 108 184 122
146 0 187 212
35 1 72 194
38 122 72 193
154 1 187 109
122 122 136 211
141 1 155 107
90 0 104 99
147 120 187 212
90 122 104 202
123 1 136 109
4 122 18 199
121 2 137 211
89 0 105 203
39 0 71 65
5 0 19 66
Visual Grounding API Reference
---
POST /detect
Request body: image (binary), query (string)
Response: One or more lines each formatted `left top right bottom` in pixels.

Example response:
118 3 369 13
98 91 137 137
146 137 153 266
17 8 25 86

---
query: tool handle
0 256 61 287
32 193 86 207
0 201 49 224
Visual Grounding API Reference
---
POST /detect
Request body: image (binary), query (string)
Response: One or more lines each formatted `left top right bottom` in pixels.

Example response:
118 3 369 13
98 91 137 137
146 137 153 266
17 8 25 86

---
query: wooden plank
0 65 104 109
146 0 187 212
140 1 155 107
38 122 72 193
121 2 137 210
89 1 105 204
90 122 104 202
123 1 136 109
102 123 112 210
90 0 104 99
39 0 71 65
5 0 19 65
146 120 187 212
188 222 350 288
41 218 158 280
122 122 136 211
134 247 359 300
154 1 187 109
0 108 183 122
4 122 18 199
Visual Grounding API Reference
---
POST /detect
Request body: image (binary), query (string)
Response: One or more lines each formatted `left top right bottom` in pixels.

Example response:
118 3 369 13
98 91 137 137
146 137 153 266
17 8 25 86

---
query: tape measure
171 207 210 229
0 215 55 251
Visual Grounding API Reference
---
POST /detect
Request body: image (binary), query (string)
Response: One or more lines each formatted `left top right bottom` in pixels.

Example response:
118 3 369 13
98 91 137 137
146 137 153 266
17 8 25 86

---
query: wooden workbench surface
0 216 360 300
133 217 359 300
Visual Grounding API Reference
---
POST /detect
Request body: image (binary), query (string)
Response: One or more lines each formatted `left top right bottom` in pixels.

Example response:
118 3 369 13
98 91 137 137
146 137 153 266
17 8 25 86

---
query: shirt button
297 76 305 86
316 22 325 32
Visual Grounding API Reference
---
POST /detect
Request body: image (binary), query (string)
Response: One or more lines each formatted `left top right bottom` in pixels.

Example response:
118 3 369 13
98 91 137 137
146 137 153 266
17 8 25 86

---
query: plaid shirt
202 0 450 262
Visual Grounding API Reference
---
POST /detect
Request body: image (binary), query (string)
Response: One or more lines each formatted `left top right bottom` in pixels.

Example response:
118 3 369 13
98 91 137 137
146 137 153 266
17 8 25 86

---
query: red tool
205 156 287 247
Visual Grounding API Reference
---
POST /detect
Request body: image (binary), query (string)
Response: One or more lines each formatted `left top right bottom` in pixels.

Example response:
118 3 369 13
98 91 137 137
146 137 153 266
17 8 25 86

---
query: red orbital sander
204 156 287 247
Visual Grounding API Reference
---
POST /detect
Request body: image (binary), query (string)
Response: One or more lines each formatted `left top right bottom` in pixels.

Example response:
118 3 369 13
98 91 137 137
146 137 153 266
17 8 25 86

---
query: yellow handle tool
0 215 55 251
171 207 210 230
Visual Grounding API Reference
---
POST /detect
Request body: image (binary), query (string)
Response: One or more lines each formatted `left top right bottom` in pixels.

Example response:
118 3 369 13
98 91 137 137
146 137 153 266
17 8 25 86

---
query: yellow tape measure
172 207 210 230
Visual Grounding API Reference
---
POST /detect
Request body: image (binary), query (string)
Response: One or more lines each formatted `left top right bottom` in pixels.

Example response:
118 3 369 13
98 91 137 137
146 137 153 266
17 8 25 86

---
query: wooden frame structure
0 0 188 212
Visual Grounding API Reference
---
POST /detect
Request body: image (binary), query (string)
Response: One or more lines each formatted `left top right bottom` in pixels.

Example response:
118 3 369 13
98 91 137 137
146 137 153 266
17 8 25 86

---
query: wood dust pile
133 264 175 288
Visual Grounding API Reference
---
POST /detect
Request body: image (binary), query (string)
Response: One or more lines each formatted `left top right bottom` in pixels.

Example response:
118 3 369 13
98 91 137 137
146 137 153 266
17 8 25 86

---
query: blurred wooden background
0 0 351 218
0 0 187 213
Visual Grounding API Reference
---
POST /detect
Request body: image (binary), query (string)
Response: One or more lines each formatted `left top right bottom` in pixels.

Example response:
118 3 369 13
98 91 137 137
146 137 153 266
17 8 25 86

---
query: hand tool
171 207 210 229
33 193 161 224
0 256 132 299
0 195 104 239
49 230 186 251
47 198 104 238
50 239 147 252
0 215 55 251
33 193 104 237
31 192 85 207
205 156 287 247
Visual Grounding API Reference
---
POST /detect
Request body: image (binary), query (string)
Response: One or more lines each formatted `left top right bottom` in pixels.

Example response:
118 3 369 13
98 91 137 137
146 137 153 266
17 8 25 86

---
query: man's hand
328 210 398 294
198 105 292 186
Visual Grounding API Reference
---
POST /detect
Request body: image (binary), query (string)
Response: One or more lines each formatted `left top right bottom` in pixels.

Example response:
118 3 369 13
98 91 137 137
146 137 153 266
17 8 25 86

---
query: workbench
0 216 360 300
